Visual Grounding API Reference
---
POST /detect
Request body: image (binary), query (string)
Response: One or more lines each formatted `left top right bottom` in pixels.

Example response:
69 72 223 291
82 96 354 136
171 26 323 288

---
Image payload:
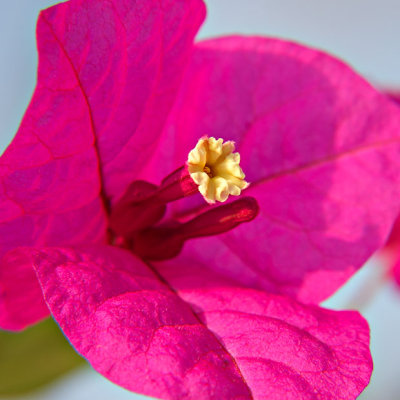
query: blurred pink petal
30 245 371 400
391 257 400 286
386 91 400 105
145 37 400 303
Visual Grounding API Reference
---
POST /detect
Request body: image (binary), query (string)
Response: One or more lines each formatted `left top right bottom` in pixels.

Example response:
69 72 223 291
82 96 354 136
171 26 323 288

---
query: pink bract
2 0 400 398
24 245 371 400
145 36 400 303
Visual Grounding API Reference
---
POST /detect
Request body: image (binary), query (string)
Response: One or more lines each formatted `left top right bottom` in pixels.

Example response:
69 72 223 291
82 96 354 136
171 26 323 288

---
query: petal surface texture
0 250 49 330
144 37 400 303
30 246 372 400
0 0 205 329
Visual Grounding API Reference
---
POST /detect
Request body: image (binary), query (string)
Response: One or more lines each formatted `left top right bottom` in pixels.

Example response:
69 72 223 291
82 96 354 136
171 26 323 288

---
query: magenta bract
27 245 371 400
145 36 400 303
2 0 400 398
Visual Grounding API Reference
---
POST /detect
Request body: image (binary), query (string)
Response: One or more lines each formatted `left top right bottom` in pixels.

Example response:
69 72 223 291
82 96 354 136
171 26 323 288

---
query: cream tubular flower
187 137 249 203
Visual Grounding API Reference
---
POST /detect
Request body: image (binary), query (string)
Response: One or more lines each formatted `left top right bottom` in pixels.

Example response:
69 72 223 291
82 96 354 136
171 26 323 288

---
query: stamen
187 137 249 204
204 165 212 177
131 197 259 260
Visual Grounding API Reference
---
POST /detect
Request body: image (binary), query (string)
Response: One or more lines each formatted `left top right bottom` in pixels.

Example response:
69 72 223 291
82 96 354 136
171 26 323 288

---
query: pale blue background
1 1 400 399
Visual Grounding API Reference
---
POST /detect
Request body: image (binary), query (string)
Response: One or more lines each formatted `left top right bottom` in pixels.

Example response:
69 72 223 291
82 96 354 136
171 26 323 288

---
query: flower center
187 137 249 203
203 165 212 177
109 136 258 260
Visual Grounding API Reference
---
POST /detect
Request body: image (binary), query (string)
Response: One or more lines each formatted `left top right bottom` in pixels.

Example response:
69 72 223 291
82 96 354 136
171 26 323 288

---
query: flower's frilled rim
187 137 249 203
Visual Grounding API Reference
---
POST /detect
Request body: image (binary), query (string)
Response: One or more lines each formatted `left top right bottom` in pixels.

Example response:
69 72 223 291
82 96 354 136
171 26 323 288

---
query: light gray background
1 1 400 399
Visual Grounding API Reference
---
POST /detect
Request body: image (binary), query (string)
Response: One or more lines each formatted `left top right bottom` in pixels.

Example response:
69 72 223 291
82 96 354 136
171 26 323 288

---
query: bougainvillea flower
2 0 400 398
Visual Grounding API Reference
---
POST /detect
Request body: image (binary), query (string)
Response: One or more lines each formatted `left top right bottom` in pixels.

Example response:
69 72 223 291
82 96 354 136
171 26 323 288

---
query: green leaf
0 318 85 396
